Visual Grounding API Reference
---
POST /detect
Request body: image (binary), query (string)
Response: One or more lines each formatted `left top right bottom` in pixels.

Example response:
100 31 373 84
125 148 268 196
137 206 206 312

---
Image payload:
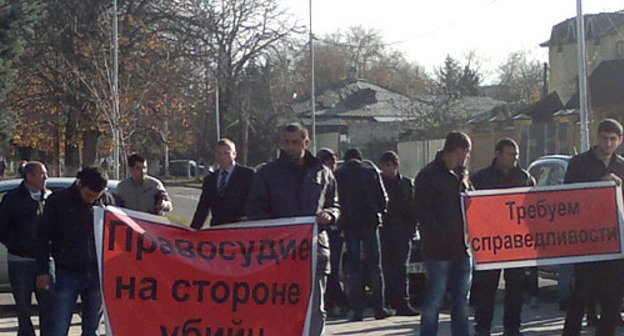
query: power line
316 0 507 48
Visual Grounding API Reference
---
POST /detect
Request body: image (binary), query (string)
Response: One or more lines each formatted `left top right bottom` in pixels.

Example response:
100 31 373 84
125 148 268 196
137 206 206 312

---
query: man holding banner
247 123 339 336
36 167 115 336
470 139 535 336
562 119 624 336
414 131 473 336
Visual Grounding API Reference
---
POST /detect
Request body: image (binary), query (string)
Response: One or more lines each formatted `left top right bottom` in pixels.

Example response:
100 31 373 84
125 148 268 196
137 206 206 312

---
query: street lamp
112 0 120 180
309 0 316 154
576 0 590 152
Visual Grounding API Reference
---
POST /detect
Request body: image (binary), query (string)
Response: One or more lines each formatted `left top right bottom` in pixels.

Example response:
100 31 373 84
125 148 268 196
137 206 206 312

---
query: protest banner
94 206 317 336
462 181 624 270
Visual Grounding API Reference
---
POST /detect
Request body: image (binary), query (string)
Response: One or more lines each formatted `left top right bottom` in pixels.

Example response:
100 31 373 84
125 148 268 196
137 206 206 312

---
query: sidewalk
0 286 604 336
326 300 573 336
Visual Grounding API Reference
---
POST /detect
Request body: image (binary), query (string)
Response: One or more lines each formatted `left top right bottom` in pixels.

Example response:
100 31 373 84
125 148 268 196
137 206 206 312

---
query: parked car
166 160 206 177
0 177 119 290
407 231 426 307
527 155 572 308
528 155 571 187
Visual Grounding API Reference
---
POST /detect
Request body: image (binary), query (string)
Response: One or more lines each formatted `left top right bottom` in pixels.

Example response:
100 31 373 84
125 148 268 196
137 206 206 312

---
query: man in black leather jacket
414 131 473 336
247 123 339 336
0 162 53 336
335 148 392 321
36 167 115 336
470 139 535 336
379 151 419 316
563 119 624 336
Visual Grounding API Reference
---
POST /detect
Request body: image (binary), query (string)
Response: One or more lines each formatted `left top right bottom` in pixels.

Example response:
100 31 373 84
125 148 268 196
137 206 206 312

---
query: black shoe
350 311 363 322
503 331 522 336
395 304 419 316
375 307 394 320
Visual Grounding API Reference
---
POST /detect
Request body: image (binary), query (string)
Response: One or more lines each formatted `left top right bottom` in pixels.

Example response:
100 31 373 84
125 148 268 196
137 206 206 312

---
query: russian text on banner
94 206 317 336
462 181 624 270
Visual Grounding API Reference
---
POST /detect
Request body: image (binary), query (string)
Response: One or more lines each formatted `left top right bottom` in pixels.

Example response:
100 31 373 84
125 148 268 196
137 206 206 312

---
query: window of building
617 41 624 58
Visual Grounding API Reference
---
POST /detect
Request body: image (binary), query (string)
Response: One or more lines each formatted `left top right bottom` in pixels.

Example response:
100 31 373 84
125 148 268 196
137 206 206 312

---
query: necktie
217 170 228 192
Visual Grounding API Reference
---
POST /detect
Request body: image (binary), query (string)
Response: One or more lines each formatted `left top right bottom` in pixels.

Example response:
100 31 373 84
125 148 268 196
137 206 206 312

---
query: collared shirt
23 182 51 202
218 162 236 187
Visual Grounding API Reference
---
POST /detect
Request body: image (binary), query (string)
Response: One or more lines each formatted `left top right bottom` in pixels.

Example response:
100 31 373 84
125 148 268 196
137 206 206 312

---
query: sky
280 0 624 83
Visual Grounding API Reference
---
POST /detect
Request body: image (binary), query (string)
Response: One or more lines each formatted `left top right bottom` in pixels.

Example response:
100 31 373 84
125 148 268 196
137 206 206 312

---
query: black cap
344 148 362 161
316 148 336 161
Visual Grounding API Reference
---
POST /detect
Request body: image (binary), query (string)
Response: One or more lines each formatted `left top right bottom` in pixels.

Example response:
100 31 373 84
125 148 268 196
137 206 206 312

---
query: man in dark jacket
471 139 535 336
414 131 473 336
378 150 419 316
246 123 339 336
36 167 115 336
191 139 254 228
563 119 624 336
317 148 348 317
335 148 392 321
0 162 53 336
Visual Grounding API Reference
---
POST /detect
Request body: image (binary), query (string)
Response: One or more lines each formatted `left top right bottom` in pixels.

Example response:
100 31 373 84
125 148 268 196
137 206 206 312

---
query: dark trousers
52 268 103 336
473 268 525 336
344 227 385 315
325 228 348 308
563 260 624 336
8 259 55 336
380 226 411 308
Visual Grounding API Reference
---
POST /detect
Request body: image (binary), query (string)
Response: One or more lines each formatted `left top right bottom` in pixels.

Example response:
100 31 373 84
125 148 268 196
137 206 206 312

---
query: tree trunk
54 127 61 176
238 108 249 165
64 108 80 176
81 129 100 168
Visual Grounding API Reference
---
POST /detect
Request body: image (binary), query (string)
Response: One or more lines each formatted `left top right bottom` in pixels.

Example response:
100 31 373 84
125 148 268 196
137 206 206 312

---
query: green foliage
435 55 481 98
0 0 42 101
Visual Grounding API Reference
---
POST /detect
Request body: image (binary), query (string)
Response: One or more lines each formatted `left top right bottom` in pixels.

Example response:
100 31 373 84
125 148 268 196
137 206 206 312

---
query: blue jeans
8 259 54 336
52 268 103 336
420 256 472 336
344 227 384 316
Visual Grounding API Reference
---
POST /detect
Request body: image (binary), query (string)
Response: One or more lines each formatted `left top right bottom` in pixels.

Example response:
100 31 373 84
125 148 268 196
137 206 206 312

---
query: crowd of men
0 118 623 336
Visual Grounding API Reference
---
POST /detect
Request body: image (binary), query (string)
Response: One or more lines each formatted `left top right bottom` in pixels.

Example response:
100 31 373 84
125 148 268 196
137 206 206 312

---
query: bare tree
149 0 303 164
494 50 543 103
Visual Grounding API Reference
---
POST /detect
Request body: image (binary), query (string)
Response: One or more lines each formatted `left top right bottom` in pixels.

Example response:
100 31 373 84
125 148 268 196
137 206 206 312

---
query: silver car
0 177 119 290
527 155 572 308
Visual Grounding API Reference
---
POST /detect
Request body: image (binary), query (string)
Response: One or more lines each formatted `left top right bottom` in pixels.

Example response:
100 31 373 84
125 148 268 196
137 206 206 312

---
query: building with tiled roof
541 10 624 105
293 69 505 161
293 70 421 160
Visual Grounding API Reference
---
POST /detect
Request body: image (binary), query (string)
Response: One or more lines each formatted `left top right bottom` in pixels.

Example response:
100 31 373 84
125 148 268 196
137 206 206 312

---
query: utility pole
112 0 120 179
215 45 221 142
164 49 170 178
216 80 220 141
576 0 590 152
309 0 316 153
